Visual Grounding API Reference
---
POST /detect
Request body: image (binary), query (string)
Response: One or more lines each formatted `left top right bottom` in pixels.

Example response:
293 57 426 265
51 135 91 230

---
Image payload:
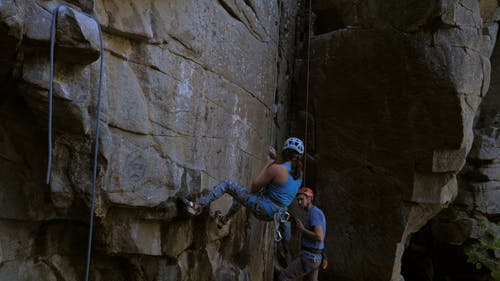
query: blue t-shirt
261 162 302 216
301 206 326 260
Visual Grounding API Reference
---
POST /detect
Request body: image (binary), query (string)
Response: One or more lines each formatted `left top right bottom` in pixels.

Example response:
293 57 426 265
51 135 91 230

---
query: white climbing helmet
283 137 304 155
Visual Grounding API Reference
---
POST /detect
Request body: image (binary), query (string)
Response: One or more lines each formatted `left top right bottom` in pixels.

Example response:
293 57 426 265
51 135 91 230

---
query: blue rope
47 6 105 281
85 13 104 281
46 6 59 184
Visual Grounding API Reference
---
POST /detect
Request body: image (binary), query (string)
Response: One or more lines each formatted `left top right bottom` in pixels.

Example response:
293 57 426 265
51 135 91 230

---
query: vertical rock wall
291 1 498 280
2 0 497 280
403 11 500 279
400 31 499 279
0 0 302 280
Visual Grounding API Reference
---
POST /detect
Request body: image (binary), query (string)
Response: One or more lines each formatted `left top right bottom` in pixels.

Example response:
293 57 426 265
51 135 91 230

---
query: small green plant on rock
465 216 500 280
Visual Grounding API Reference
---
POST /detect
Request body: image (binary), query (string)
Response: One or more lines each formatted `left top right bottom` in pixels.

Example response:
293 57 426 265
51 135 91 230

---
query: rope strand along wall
303 0 313 186
47 6 105 281
84 13 104 281
46 6 58 185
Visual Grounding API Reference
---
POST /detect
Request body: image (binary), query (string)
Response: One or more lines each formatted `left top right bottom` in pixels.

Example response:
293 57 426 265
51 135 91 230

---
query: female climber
184 137 304 225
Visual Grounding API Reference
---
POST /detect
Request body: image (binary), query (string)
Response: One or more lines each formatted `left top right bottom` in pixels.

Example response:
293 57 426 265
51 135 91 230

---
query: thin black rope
47 6 104 281
46 6 58 184
270 1 282 147
303 0 312 185
85 12 104 281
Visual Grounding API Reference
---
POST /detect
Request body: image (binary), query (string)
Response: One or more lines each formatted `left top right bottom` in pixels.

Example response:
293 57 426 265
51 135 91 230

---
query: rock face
401 15 500 279
1 0 499 280
0 0 302 280
291 0 499 280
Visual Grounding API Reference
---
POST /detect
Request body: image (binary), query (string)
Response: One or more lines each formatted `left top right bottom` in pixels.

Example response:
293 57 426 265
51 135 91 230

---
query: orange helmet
297 187 314 198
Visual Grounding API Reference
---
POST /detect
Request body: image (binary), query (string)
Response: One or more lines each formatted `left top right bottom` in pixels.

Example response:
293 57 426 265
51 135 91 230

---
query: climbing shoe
212 210 228 229
179 198 201 216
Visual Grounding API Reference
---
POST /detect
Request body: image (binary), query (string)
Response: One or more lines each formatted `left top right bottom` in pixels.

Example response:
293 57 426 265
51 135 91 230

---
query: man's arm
295 218 324 242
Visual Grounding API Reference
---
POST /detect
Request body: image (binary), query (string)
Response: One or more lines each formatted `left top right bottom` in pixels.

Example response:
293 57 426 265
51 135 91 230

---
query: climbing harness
47 6 104 281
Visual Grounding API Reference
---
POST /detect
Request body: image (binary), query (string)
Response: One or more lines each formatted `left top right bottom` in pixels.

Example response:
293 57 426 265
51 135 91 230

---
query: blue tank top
261 162 302 215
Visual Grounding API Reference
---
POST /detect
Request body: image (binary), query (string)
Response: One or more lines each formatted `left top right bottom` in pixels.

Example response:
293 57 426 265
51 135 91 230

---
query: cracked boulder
23 3 101 65
53 6 101 64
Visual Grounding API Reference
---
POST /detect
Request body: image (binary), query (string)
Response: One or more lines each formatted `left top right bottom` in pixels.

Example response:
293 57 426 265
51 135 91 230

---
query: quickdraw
274 211 290 242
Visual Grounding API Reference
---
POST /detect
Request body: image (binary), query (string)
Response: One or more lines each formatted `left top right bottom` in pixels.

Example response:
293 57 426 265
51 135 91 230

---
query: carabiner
280 211 290 223
274 230 283 242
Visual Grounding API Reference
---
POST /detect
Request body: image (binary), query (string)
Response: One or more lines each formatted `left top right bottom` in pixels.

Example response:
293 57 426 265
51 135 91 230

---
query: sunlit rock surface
1 0 499 280
0 0 302 280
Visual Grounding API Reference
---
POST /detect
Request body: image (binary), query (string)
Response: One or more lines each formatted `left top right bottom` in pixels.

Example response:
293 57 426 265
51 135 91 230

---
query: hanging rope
269 2 283 242
303 0 313 185
46 6 58 185
269 1 284 148
85 16 104 281
47 6 105 281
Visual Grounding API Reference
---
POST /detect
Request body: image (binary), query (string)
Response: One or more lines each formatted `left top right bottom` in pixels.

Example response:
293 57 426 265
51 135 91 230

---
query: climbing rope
46 6 57 185
47 6 104 281
270 4 284 243
85 18 104 281
269 0 283 148
302 0 313 186
271 0 313 243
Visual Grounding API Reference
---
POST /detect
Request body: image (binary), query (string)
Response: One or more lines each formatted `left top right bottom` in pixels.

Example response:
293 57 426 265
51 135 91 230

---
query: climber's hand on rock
268 146 276 160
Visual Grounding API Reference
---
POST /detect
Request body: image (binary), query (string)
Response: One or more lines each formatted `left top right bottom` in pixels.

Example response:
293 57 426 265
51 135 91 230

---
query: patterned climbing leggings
196 179 271 220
